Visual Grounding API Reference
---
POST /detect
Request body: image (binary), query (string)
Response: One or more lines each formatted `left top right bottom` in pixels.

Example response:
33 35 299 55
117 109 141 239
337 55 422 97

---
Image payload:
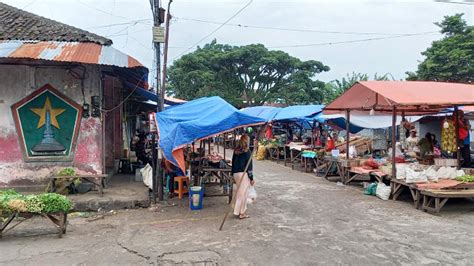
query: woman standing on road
232 134 255 219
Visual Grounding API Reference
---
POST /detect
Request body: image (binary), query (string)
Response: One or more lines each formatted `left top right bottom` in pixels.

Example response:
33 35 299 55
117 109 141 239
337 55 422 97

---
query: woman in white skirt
231 134 255 219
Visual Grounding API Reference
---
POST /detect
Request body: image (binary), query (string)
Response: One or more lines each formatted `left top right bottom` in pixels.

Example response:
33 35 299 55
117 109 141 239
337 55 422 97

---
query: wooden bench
0 212 67 238
419 189 474 214
390 179 422 209
49 174 108 196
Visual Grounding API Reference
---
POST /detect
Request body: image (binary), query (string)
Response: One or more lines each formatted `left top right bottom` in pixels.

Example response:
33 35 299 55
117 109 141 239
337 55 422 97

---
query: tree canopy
167 41 330 107
323 72 394 103
406 14 473 83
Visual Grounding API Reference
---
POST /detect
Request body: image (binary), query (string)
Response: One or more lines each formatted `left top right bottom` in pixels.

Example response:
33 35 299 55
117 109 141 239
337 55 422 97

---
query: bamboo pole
454 106 461 169
391 106 397 179
219 125 265 231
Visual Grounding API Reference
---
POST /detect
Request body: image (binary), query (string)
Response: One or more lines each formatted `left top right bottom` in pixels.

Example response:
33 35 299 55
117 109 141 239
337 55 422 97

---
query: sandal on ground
239 214 250 219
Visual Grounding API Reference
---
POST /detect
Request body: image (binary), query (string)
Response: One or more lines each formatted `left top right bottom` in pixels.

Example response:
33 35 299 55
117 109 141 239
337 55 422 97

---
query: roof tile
0 2 112 45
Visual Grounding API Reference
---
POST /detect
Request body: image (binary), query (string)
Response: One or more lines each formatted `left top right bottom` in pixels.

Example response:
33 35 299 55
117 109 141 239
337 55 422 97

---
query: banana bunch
441 119 456 153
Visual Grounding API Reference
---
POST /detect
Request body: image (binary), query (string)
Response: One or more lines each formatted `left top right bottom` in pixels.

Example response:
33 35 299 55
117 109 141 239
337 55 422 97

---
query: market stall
324 81 474 212
156 96 265 204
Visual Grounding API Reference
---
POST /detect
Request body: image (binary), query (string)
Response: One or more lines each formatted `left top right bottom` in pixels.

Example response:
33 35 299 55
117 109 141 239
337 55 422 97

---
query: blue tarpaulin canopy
273 105 325 122
240 106 282 121
156 96 265 171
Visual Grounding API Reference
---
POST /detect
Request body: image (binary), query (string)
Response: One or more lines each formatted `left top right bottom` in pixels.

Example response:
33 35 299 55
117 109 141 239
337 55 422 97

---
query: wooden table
420 189 474 214
390 179 422 209
200 167 234 204
317 157 346 181
49 174 108 196
346 167 385 185
1 212 68 238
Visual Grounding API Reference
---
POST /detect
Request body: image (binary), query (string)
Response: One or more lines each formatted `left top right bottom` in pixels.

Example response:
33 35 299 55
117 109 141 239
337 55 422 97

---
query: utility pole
151 0 165 202
161 0 172 102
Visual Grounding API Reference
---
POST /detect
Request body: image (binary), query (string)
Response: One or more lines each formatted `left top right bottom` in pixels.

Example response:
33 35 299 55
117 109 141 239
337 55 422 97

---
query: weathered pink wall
74 118 103 174
0 64 104 186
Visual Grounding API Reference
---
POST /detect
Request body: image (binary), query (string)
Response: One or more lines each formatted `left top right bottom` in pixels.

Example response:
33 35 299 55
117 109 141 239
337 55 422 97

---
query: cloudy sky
3 0 473 83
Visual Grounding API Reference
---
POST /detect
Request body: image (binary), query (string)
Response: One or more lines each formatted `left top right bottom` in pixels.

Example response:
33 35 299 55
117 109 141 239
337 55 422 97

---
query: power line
267 32 439 48
172 0 254 60
434 0 474 5
88 19 152 29
174 16 414 36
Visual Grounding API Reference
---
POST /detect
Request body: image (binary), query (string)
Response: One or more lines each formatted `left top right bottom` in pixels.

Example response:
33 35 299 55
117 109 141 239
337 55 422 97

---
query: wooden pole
345 110 350 159
219 125 265 231
391 106 397 179
454 106 461 169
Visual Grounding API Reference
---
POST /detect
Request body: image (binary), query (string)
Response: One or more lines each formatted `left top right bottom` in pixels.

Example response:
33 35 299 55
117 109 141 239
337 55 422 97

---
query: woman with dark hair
232 134 255 219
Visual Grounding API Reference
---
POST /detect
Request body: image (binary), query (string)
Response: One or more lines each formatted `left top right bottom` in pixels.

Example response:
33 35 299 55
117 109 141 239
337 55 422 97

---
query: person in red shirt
265 122 273 140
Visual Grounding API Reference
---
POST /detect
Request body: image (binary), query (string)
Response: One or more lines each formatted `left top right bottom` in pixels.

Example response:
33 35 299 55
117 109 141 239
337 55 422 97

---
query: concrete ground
1 160 473 265
69 174 149 211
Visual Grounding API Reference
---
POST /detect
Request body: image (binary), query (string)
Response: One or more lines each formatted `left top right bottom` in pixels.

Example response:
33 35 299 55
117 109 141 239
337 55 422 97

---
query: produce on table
362 158 379 170
455 175 474 182
57 167 76 176
37 193 73 213
0 190 72 214
25 195 45 213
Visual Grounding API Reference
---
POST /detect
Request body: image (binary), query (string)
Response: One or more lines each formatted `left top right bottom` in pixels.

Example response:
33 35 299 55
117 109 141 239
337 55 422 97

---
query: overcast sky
3 0 473 83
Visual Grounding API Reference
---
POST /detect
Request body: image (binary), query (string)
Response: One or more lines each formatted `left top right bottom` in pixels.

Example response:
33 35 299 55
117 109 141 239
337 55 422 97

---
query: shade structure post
391 106 397 179
454 106 461 169
345 110 350 159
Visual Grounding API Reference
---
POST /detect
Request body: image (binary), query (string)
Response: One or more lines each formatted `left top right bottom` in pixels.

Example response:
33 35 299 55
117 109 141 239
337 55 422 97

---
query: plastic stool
174 176 189 199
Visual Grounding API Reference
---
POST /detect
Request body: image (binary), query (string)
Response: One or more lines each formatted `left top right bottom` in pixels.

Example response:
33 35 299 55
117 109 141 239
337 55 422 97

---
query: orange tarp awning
324 81 474 114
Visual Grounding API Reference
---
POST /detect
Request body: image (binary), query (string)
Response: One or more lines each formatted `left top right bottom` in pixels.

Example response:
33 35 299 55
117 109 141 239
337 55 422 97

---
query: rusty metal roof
0 2 112 45
0 40 144 68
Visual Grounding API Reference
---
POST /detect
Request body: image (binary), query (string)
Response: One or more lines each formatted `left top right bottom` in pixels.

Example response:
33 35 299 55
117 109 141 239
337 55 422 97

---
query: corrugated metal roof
0 40 145 69
325 81 474 114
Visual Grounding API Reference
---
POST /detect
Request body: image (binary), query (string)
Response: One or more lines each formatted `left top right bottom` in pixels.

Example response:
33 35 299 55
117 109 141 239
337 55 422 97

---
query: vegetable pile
0 189 72 215
455 175 474 183
57 167 76 176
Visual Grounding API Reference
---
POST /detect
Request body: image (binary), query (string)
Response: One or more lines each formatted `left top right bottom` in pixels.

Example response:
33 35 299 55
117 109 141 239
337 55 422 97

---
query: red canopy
324 81 474 114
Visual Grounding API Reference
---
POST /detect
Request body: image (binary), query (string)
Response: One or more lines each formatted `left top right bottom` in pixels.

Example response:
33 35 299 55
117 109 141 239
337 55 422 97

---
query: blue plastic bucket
189 186 204 210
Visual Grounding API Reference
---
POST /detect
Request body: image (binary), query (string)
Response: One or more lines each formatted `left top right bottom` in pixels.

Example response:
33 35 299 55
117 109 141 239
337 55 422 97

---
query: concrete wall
0 64 103 186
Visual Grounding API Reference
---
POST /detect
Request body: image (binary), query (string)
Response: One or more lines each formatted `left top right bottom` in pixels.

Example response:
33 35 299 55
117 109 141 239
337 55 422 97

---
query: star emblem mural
11 84 83 162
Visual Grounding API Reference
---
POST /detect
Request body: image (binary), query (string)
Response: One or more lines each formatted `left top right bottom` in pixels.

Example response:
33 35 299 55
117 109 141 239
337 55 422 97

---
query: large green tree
168 41 330 107
406 14 473 82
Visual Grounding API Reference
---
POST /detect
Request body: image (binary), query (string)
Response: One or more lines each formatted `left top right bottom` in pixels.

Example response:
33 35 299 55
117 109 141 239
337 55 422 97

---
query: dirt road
1 160 473 265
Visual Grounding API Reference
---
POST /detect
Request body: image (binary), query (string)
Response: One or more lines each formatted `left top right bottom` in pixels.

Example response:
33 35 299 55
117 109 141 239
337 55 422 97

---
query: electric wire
172 0 254 60
174 16 418 36
266 31 440 48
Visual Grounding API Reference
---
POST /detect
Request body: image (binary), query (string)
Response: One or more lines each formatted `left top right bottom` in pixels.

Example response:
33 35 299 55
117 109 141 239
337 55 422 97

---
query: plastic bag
247 186 257 204
348 145 357 158
364 182 378 196
140 164 153 190
375 182 391 200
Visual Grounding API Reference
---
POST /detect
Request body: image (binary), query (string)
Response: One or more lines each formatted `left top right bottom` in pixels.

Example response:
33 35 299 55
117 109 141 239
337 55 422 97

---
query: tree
167 40 330 107
323 72 394 103
406 14 473 83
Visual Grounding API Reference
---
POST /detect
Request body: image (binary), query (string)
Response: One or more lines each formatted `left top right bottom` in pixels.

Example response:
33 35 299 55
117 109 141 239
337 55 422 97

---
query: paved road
1 160 473 265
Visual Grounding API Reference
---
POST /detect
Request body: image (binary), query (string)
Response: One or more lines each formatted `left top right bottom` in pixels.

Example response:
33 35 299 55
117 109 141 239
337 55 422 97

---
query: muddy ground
1 160 473 265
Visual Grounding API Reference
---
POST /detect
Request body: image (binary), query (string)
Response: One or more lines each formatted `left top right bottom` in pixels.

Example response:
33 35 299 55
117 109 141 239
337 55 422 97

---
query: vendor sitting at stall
417 132 435 159
325 132 337 152
406 129 419 154
163 159 184 197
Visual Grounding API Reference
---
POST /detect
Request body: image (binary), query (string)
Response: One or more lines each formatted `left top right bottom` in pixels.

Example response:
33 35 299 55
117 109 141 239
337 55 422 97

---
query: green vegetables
455 175 474 182
58 167 76 176
0 190 72 214
37 193 72 213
